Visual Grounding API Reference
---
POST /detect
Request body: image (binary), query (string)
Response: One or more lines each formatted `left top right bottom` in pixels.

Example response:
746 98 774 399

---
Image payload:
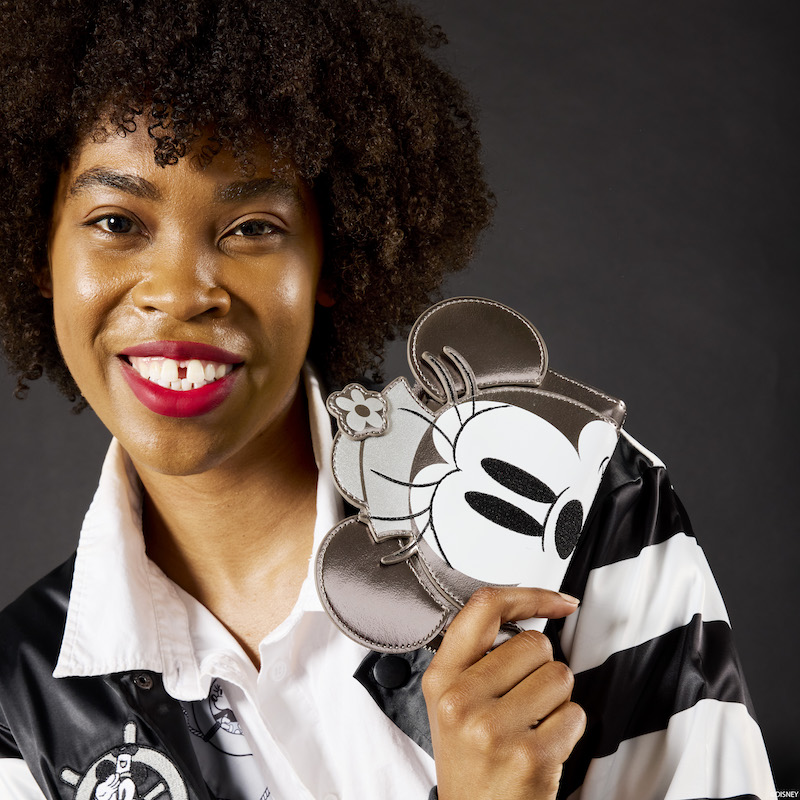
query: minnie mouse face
328 353 617 595
407 401 616 585
317 297 625 651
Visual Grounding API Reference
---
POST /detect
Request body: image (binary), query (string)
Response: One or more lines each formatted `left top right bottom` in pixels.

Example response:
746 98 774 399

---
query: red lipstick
118 341 243 418
120 341 242 363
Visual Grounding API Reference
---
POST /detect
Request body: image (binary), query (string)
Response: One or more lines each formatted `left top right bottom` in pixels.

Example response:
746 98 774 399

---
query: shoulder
0 557 75 764
574 429 691 573
598 428 669 495
0 556 75 671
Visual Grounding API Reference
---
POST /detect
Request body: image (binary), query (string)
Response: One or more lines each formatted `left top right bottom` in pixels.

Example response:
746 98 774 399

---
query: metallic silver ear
315 518 454 652
407 297 549 403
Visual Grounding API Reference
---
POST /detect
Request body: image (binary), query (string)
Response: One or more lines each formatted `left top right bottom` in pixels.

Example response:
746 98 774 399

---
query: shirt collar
53 365 343 701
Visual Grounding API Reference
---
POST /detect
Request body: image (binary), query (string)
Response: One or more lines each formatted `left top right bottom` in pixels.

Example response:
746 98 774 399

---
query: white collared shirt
52 367 437 800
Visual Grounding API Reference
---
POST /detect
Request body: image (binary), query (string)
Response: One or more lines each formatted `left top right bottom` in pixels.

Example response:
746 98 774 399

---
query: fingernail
558 592 580 605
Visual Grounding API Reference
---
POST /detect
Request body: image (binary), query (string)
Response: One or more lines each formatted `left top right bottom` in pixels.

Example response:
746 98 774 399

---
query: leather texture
408 296 549 401
316 518 452 651
315 297 627 653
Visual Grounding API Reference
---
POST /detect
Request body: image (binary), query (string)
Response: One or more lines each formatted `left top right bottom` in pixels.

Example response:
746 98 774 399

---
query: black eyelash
85 214 136 234
232 219 283 236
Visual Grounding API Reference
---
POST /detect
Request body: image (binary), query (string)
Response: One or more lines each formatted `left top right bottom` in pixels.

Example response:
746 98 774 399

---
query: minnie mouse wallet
315 297 626 652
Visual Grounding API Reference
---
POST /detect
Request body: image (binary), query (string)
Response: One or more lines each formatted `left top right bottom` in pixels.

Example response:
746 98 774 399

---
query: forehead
62 121 306 205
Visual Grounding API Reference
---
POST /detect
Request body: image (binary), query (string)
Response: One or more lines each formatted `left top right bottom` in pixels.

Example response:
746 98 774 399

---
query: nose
131 248 231 321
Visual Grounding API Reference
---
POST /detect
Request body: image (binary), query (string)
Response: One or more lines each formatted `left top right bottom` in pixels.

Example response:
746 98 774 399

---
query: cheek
53 271 105 338
49 246 128 385
253 259 320 342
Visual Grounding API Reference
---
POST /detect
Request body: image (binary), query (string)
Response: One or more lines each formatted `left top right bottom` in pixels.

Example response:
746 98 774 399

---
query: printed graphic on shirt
182 680 251 756
181 679 271 800
59 721 189 800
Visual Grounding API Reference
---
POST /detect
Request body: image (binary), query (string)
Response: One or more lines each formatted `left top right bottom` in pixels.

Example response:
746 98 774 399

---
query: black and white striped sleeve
549 431 775 800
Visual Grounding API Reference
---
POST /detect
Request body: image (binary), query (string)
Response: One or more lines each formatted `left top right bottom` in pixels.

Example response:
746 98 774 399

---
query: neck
135 383 319 664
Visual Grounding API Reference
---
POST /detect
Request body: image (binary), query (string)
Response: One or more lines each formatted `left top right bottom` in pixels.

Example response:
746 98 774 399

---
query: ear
316 276 335 308
316 517 452 652
407 297 548 403
34 267 53 299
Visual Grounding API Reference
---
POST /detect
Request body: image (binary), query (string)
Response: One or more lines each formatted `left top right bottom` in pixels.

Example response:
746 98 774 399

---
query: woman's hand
422 587 586 800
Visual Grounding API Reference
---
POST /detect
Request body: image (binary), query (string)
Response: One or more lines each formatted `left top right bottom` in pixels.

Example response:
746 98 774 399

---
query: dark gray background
1 0 797 785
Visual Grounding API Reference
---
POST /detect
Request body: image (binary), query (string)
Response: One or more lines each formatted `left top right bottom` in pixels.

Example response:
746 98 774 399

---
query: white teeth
161 360 179 383
128 355 236 391
186 359 205 384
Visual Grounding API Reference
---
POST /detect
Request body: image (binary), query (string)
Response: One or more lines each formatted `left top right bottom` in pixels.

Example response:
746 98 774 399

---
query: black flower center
355 404 372 417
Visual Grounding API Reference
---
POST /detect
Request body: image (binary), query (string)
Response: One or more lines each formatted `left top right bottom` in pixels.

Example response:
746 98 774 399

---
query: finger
496 659 576 730
524 700 587 766
434 587 579 676
460 628 554 699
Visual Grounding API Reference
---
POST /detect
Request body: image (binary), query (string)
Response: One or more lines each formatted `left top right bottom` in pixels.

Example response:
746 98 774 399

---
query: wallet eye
481 457 557 503
555 499 583 559
464 491 545 538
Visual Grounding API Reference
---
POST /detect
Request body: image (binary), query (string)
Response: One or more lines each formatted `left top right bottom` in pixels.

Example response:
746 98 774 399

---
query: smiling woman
0 0 778 799
0 0 492 409
45 127 326 477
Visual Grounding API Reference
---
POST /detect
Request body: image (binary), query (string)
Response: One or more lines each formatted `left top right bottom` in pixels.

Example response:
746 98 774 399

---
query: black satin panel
0 557 212 800
0 685 21 758
0 558 75 799
354 648 435 757
0 727 19 759
558 615 755 799
574 437 695 573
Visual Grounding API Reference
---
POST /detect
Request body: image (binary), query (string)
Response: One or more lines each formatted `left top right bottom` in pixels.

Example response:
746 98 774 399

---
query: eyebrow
214 178 305 209
69 168 161 201
67 169 305 209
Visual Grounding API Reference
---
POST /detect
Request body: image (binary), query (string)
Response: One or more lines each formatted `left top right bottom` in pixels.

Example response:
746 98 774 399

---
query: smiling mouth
118 341 245 416
124 356 236 391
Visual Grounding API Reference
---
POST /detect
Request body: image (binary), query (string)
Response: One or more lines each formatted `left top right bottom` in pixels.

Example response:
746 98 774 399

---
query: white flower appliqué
327 383 388 439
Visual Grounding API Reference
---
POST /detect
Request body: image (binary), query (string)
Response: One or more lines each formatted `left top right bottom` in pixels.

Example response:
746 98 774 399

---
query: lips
118 341 244 418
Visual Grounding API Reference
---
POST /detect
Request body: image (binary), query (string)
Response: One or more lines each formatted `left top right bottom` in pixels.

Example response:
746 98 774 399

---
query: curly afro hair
0 0 493 405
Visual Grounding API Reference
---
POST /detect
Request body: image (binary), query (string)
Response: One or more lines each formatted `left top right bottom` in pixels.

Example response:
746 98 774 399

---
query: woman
0 1 775 798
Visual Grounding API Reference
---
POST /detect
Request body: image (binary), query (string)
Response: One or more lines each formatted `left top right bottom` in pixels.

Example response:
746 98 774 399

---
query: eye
464 491 545 538
554 499 583 559
91 214 137 234
231 219 281 237
481 458 557 504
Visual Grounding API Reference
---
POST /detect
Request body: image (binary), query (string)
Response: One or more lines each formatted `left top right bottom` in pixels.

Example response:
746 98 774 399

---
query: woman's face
46 124 325 476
